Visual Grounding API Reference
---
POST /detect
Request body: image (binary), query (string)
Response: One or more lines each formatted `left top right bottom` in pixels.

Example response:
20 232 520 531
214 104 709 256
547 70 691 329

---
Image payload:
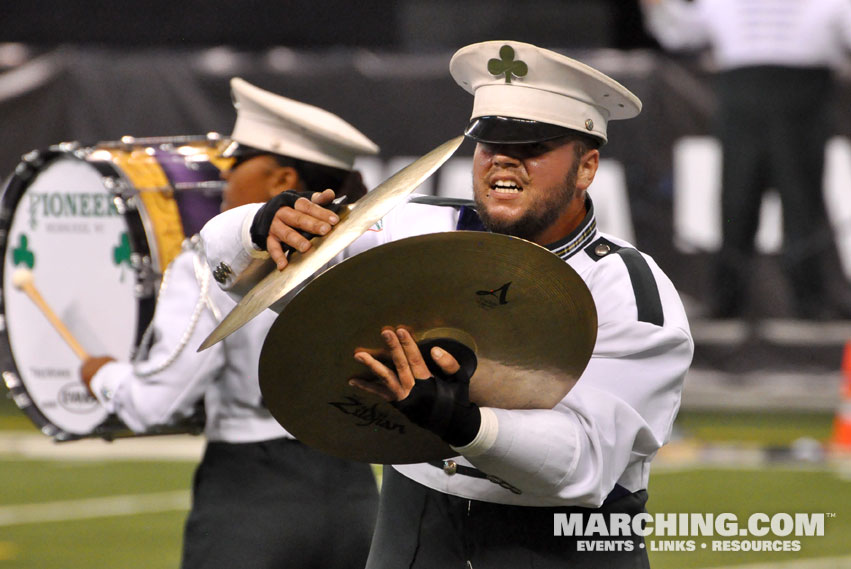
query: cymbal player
201 41 694 568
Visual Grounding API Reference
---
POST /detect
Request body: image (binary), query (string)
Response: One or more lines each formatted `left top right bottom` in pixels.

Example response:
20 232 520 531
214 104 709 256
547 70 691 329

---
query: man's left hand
349 328 481 447
349 327 460 401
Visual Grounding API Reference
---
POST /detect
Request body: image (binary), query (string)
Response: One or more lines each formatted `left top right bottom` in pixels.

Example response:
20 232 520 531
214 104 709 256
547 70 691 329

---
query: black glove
392 338 481 447
249 190 316 251
249 192 348 252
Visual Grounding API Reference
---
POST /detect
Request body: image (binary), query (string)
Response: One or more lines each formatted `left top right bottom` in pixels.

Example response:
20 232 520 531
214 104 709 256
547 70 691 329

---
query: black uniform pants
181 437 378 569
713 65 835 317
366 466 649 569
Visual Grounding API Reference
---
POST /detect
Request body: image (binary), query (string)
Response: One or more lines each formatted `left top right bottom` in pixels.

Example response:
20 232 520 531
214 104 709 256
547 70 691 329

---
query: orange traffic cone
831 341 851 451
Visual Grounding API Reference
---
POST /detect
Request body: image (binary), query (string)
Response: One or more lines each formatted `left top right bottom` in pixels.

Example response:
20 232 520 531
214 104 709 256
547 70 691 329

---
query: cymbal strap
390 338 481 446
417 337 477 383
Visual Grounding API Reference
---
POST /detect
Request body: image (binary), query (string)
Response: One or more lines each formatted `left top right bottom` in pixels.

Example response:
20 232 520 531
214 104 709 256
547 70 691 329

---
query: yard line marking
0 432 203 461
0 491 190 526
652 463 849 475
703 554 851 569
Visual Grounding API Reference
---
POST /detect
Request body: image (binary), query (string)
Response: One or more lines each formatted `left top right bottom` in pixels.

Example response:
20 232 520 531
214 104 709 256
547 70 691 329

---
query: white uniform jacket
201 197 693 506
90 238 291 443
642 0 851 70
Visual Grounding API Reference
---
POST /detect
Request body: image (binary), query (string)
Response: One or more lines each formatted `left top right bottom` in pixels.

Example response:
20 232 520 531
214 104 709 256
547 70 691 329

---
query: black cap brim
464 116 576 144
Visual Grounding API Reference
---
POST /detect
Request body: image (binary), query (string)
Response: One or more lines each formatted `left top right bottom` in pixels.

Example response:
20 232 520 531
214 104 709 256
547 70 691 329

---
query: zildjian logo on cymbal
476 281 512 308
328 395 406 434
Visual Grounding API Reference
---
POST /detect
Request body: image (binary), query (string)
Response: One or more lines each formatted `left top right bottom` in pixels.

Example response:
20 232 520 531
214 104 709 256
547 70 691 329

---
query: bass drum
0 134 230 440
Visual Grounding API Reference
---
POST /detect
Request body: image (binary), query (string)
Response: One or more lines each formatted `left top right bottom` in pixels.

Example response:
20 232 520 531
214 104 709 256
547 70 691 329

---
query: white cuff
240 208 271 259
451 406 499 457
88 362 123 413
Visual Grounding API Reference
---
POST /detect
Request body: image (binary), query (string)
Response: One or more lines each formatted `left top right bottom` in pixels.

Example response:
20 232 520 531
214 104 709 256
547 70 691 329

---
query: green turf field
1 393 849 568
0 459 195 568
675 410 836 446
646 468 851 568
1 457 847 568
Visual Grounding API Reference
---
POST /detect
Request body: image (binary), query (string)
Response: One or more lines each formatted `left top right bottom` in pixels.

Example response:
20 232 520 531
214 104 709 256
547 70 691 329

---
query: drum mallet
12 268 90 360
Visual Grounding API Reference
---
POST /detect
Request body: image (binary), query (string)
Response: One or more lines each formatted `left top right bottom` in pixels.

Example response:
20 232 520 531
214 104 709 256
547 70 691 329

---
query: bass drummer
79 78 380 569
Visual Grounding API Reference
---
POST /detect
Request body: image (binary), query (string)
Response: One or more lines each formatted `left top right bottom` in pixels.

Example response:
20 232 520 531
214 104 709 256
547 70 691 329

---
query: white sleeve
199 203 268 294
199 198 458 299
835 0 851 52
89 252 226 432
456 254 693 507
642 0 711 51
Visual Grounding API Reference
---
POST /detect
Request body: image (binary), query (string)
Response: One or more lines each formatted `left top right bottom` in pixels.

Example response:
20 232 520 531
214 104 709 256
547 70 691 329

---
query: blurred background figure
79 78 380 569
642 0 851 320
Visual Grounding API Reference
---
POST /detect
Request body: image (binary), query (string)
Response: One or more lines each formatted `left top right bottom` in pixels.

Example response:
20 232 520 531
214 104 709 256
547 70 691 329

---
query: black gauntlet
249 192 349 253
249 190 317 251
392 338 481 447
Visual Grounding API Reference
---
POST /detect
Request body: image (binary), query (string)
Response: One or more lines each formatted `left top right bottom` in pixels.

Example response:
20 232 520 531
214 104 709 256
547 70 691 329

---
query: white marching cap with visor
450 40 642 145
222 77 379 170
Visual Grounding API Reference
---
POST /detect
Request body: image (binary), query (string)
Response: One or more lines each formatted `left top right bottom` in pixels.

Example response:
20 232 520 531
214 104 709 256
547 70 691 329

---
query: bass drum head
1 153 138 438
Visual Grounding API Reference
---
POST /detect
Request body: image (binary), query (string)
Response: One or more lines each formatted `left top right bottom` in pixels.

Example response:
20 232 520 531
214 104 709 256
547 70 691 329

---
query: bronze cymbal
198 135 464 350
259 231 598 464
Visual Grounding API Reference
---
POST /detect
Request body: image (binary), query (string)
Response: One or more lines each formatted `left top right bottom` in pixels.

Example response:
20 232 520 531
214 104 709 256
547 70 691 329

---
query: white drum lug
20 149 40 162
56 141 81 153
2 370 20 389
104 176 131 195
15 150 47 181
112 196 127 215
52 428 72 440
13 391 31 409
132 254 157 298
135 282 157 298
205 131 223 146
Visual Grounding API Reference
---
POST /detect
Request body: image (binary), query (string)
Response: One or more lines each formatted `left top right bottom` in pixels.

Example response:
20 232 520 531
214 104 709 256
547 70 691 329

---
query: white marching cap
227 77 379 170
450 40 642 144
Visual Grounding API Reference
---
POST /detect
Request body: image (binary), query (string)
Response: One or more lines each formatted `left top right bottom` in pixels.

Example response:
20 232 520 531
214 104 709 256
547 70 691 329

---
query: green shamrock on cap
12 234 35 269
488 45 528 84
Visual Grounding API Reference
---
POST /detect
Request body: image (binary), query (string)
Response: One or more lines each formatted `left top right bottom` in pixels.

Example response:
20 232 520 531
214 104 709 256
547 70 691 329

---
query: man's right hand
253 189 341 270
